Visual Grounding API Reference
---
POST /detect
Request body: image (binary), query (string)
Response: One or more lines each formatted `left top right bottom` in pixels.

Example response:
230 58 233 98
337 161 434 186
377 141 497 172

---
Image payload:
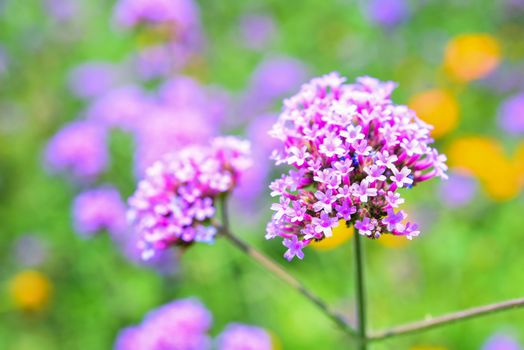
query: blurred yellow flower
447 136 502 179
378 233 409 248
448 136 522 201
408 89 459 138
9 270 52 311
444 33 501 82
310 220 354 250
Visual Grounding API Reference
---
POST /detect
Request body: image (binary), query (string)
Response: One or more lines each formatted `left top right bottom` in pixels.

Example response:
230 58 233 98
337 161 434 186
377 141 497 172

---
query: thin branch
353 230 368 349
369 296 524 341
215 222 359 339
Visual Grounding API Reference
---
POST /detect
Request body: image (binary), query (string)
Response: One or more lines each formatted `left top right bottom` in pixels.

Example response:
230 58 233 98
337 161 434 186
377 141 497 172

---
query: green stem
369 296 524 341
216 196 358 338
354 230 367 349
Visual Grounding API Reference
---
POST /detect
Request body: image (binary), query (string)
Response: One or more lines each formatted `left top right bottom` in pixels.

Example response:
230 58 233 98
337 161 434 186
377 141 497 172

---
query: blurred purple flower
217 323 272 350
481 63 524 94
72 186 127 237
12 235 48 267
86 85 151 131
114 298 212 350
238 13 276 51
134 45 173 80
498 92 524 135
43 0 79 22
114 326 152 350
158 76 230 124
133 105 216 175
365 0 410 28
44 120 108 180
114 227 179 275
68 62 121 100
235 114 278 206
482 333 521 350
113 0 199 31
439 169 477 208
242 56 308 116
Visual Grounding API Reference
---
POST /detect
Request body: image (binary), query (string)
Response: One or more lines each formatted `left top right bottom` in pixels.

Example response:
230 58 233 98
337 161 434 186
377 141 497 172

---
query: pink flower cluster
128 137 251 259
267 73 448 261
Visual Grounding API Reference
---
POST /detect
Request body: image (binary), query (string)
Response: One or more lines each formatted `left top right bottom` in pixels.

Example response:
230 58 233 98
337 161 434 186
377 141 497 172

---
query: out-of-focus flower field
1 0 523 349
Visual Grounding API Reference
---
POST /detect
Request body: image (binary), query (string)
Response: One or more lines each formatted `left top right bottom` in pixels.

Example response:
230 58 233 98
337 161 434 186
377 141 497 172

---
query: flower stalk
353 230 368 349
218 197 358 339
369 296 524 341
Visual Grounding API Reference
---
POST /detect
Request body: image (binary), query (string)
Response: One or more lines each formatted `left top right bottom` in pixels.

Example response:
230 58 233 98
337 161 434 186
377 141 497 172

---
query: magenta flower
351 179 378 203
44 120 108 180
128 137 251 259
72 186 127 237
283 235 305 261
267 73 447 260
217 323 272 350
390 166 413 188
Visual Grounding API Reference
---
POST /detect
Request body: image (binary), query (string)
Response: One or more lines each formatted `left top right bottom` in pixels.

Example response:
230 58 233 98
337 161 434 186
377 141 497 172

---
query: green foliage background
0 0 523 349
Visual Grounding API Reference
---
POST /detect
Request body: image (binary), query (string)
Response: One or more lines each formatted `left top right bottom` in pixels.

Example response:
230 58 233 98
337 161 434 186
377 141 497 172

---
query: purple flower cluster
128 137 252 259
72 186 127 237
115 299 272 350
114 298 212 350
267 73 448 260
217 323 272 350
44 120 108 180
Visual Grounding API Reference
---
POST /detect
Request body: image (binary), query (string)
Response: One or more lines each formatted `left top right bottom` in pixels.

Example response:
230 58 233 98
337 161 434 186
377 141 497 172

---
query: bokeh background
1 0 524 349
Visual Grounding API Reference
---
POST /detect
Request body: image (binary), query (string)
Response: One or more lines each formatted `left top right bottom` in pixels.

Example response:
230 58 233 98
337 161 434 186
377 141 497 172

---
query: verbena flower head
44 120 108 180
114 298 212 350
128 137 251 259
267 73 448 260
72 186 127 237
217 323 272 350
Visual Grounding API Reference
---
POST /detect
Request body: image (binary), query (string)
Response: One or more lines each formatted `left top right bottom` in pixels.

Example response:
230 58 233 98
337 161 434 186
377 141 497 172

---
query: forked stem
353 230 368 349
217 196 358 338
